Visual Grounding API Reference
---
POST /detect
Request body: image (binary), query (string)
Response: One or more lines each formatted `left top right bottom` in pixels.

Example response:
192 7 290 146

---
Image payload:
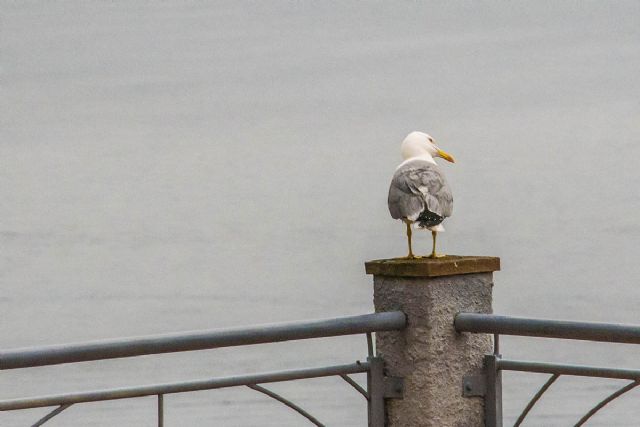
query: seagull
388 131 455 259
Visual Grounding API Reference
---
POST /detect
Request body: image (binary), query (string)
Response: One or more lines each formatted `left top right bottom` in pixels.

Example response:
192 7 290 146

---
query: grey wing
387 163 453 221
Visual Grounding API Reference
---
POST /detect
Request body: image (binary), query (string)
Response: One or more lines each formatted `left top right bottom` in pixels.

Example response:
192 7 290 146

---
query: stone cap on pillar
365 255 500 277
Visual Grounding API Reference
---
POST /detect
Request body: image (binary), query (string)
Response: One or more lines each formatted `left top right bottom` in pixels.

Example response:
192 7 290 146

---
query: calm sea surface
2 2 640 425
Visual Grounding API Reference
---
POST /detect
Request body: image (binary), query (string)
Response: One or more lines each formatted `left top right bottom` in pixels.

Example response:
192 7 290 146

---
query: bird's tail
418 223 445 232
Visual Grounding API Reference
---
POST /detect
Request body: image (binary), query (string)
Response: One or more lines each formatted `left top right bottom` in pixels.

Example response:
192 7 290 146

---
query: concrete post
365 256 500 427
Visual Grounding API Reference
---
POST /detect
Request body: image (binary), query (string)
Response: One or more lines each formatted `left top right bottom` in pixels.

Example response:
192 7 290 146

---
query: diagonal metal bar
573 380 639 427
247 384 324 427
340 374 368 399
513 374 559 427
31 404 73 427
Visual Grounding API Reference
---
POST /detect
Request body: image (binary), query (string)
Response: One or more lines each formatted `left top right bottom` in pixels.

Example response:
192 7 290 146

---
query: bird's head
401 131 455 163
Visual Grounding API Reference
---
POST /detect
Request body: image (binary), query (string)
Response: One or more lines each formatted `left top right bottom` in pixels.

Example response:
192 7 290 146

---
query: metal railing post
484 354 502 427
157 394 164 427
367 356 385 427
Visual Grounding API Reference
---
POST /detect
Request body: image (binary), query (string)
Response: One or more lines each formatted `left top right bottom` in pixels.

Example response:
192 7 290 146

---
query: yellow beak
436 149 455 163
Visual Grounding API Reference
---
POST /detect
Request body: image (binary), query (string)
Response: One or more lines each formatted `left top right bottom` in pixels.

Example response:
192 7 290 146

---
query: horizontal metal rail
0 312 405 370
0 361 369 411
498 359 640 380
455 313 640 344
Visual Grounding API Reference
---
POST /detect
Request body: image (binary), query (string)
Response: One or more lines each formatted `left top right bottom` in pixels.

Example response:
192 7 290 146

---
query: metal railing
0 311 406 427
455 313 640 427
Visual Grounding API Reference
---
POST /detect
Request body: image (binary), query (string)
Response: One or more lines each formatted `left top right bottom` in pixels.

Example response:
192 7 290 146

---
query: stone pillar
365 256 500 427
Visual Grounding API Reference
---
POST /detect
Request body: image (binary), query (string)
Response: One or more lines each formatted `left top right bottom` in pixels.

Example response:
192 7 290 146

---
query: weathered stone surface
365 255 500 278
372 270 494 427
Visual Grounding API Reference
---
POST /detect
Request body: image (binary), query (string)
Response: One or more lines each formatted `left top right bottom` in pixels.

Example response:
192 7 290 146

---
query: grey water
1 2 639 425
